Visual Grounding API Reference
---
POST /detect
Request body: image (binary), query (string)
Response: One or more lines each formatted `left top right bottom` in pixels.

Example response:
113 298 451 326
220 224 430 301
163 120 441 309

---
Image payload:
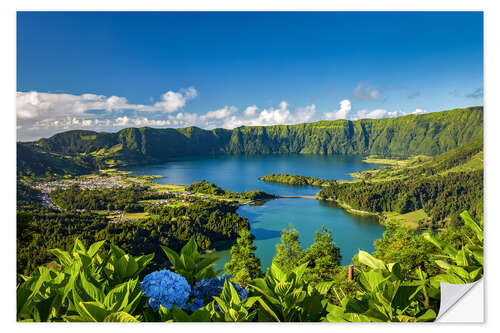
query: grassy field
151 183 186 193
362 156 410 166
384 209 429 229
439 151 483 175
123 212 149 220
106 211 151 220
98 168 132 176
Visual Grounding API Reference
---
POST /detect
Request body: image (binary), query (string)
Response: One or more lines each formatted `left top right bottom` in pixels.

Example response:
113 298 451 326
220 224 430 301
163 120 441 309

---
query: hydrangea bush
184 275 248 312
141 270 191 311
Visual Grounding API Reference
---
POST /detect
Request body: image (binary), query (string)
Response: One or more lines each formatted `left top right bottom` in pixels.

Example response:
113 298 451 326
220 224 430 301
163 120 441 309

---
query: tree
373 221 438 275
224 228 262 287
272 226 305 274
302 227 342 283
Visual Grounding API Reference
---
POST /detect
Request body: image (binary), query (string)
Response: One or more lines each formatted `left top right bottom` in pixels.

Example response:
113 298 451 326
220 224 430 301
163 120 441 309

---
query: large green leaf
358 250 386 270
49 249 73 267
180 238 198 258
87 240 106 258
103 311 140 322
79 271 104 302
78 301 109 322
160 245 180 268
460 211 483 242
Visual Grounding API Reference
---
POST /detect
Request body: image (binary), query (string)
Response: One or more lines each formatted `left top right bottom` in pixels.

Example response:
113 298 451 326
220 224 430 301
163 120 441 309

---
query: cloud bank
16 88 427 141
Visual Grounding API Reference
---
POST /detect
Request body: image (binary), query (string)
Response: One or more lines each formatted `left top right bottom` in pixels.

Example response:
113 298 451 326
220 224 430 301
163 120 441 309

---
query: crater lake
128 154 385 269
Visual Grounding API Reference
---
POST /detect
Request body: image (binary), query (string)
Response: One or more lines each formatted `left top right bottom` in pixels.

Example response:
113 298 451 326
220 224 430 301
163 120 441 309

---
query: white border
2 1 498 332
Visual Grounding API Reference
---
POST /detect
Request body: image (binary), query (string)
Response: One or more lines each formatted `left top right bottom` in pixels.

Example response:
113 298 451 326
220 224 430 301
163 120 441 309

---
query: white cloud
17 88 198 140
353 109 405 120
353 83 381 100
151 87 198 113
204 106 237 119
412 108 427 115
243 105 258 117
323 99 352 120
215 101 316 129
114 116 130 126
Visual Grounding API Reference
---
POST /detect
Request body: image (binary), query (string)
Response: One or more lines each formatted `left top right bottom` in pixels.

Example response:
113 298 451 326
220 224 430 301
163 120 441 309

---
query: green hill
18 106 483 176
318 138 484 228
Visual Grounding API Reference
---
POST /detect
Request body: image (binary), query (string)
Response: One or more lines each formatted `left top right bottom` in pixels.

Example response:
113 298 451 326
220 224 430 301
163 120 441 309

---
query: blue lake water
129 154 385 270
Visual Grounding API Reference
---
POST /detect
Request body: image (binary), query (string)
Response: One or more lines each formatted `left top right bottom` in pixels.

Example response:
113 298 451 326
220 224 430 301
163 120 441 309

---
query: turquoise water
129 154 385 269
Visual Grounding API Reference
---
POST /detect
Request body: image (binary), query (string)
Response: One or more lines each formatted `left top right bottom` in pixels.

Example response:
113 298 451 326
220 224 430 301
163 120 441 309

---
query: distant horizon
18 104 482 142
17 12 483 141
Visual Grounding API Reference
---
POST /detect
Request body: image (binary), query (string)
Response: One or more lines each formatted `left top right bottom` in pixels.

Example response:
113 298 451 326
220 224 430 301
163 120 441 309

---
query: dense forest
318 139 484 226
319 171 483 224
17 107 483 176
186 180 276 200
258 174 335 186
17 198 249 278
50 184 169 212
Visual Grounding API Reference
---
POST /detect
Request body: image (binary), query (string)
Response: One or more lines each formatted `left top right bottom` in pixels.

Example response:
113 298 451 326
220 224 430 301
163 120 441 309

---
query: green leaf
416 309 436 322
358 250 386 270
110 244 126 259
189 307 211 322
255 297 280 322
268 263 286 282
103 311 139 322
78 301 109 322
160 245 180 269
79 271 104 302
180 238 198 259
135 253 155 271
314 281 334 295
435 260 451 270
460 211 483 242
87 240 106 258
274 282 292 297
49 248 73 267
291 261 309 282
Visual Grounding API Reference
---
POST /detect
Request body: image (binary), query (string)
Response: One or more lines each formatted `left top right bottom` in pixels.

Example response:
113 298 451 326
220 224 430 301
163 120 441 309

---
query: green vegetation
258 174 335 186
17 142 94 177
16 197 249 278
224 229 263 287
319 139 483 228
161 238 220 286
18 106 483 176
384 209 429 229
50 185 158 211
186 180 276 201
362 155 416 166
17 211 483 322
17 182 42 209
15 106 484 322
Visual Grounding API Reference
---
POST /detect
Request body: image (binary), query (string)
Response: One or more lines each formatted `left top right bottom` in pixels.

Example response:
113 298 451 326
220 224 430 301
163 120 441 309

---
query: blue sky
17 11 483 140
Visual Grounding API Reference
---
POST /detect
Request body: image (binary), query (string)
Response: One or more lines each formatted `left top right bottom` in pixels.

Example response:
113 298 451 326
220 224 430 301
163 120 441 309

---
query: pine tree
302 227 342 283
272 226 305 274
224 228 262 287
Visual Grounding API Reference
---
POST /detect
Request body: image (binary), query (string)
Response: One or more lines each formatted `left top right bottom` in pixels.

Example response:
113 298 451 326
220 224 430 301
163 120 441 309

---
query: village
27 172 219 224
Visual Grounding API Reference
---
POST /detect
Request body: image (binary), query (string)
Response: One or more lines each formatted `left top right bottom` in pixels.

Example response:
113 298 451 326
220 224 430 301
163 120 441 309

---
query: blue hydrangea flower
141 270 191 311
182 297 205 312
183 275 247 312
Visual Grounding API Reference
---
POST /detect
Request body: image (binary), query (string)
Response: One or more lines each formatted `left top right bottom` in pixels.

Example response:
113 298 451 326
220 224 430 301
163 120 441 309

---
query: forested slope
318 138 484 227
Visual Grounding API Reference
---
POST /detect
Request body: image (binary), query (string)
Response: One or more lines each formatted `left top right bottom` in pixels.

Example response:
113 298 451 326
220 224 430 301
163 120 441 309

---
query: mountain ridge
17 106 484 176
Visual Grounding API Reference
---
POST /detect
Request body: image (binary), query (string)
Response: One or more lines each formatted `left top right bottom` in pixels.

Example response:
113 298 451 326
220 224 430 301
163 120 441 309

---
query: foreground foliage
17 211 483 322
